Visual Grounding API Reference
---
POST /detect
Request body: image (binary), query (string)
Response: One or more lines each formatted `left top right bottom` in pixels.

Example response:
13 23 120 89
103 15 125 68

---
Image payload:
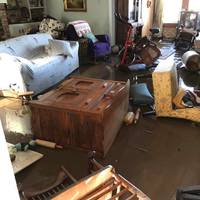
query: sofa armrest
65 40 79 51
67 41 79 56
95 34 110 44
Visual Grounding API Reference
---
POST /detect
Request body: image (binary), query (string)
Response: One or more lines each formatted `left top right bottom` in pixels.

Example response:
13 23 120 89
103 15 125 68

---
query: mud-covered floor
6 56 200 200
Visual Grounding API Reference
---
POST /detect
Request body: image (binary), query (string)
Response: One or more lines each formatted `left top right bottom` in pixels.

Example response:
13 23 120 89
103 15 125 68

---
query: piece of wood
61 166 77 183
114 174 150 200
0 90 33 98
30 77 129 157
134 108 141 124
124 112 135 125
0 90 18 98
35 139 63 149
7 143 43 174
18 91 34 97
81 178 116 200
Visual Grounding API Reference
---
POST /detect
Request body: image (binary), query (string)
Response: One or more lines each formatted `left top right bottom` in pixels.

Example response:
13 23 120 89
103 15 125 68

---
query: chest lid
30 77 129 115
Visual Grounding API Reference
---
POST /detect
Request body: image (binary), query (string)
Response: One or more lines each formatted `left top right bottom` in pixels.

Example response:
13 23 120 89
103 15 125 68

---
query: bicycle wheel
119 46 136 65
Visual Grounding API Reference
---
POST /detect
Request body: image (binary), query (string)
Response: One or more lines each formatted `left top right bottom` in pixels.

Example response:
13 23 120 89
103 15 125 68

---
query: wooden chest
30 77 129 156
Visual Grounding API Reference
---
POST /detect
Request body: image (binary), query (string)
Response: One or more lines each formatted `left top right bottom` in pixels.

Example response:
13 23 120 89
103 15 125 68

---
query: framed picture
64 0 87 12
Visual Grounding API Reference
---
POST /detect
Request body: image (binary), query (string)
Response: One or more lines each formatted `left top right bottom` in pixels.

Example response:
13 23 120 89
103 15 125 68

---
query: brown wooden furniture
53 165 150 200
30 77 129 156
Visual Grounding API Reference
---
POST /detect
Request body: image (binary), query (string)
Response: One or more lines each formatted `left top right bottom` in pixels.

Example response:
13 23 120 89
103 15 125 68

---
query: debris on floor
35 139 63 149
144 129 153 134
135 146 149 153
124 112 135 125
7 143 43 174
124 108 141 125
134 108 141 124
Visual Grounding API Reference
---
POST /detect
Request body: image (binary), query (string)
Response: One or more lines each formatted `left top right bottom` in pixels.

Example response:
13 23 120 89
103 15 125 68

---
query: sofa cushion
47 39 73 57
0 33 53 59
39 18 65 38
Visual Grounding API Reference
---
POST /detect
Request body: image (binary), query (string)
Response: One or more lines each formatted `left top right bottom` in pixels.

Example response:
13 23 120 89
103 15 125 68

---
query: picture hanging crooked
63 0 87 12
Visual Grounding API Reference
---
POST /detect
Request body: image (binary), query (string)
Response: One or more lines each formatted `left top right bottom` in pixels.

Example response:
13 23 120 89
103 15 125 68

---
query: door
115 0 129 45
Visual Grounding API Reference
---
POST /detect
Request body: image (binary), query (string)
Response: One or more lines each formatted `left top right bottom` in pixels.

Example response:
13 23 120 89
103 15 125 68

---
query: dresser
30 77 129 156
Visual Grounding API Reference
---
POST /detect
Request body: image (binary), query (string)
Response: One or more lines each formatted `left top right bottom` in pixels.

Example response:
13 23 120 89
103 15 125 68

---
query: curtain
153 0 164 31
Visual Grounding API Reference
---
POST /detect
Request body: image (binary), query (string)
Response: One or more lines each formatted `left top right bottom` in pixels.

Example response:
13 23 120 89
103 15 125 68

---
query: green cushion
83 32 98 43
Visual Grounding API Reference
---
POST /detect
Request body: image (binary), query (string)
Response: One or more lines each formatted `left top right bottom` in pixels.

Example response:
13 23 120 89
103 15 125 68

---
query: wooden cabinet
27 0 46 22
30 77 129 157
7 0 46 23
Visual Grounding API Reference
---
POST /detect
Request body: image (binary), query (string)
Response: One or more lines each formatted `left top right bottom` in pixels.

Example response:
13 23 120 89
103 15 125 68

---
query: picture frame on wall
64 0 87 12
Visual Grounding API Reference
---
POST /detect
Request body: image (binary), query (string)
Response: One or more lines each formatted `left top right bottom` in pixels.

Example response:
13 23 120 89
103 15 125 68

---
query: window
189 0 200 11
163 0 182 23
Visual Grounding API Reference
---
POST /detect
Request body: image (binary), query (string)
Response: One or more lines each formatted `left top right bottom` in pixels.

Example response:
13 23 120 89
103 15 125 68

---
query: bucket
182 50 200 71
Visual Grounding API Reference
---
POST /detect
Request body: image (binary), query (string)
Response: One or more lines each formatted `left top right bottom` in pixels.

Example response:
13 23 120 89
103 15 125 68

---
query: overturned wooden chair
20 151 150 200
53 152 150 200
53 166 150 200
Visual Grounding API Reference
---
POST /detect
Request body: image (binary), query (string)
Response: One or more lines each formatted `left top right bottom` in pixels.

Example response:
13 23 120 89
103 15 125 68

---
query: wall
46 0 115 44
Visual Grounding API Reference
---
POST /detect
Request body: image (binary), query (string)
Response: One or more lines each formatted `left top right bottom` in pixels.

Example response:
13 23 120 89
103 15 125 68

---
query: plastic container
182 50 200 71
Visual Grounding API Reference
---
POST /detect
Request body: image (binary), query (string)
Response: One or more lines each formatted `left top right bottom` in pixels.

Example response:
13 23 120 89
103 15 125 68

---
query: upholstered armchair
152 58 200 122
65 20 111 61
87 34 111 58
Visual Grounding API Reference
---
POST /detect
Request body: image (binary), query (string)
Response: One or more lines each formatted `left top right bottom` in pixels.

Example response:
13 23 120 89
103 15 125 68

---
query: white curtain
153 0 164 31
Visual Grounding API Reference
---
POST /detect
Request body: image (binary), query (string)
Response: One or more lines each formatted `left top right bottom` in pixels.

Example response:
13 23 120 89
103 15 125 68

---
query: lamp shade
0 0 7 3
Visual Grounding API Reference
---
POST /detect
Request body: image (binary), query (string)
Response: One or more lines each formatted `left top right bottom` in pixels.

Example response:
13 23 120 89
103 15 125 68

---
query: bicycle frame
120 25 135 65
115 13 136 65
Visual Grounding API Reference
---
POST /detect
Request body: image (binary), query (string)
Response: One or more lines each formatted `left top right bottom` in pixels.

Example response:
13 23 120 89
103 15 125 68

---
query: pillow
47 39 73 57
83 32 98 43
39 18 65 38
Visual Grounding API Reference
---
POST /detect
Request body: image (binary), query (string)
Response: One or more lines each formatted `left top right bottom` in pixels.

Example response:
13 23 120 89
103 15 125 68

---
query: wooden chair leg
88 151 103 174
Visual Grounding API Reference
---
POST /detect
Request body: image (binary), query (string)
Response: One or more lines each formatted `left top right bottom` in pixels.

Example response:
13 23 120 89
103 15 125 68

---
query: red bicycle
115 13 160 67
115 13 136 65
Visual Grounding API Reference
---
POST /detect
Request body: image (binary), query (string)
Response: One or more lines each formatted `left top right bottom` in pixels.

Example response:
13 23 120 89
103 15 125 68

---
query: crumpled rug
159 42 176 60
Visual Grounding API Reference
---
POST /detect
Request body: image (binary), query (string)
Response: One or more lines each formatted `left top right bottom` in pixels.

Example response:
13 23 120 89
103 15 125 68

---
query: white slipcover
0 33 79 95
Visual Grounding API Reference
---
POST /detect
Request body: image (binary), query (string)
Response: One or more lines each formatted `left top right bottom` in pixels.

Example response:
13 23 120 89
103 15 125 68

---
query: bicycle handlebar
114 12 133 28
